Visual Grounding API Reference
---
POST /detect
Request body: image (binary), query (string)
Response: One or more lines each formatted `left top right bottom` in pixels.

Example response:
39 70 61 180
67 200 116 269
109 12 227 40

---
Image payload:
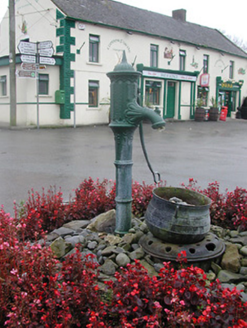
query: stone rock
46 232 59 242
139 260 158 277
65 235 86 247
240 246 247 256
241 259 247 266
87 241 98 250
211 262 221 275
241 292 247 302
115 253 131 267
229 236 247 246
221 243 241 273
122 231 144 244
206 271 216 282
210 225 226 238
229 230 239 238
129 247 145 260
217 270 246 283
50 237 66 258
52 227 75 237
153 263 164 273
104 234 122 246
240 267 247 275
63 220 90 230
87 210 116 233
236 283 245 291
101 245 117 256
99 259 116 276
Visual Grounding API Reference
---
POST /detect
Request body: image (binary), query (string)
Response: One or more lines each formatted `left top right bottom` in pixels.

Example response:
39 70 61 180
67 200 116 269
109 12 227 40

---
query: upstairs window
229 61 234 79
0 75 7 96
150 44 158 67
89 80 99 107
203 55 209 73
179 50 186 71
38 74 49 95
89 35 100 62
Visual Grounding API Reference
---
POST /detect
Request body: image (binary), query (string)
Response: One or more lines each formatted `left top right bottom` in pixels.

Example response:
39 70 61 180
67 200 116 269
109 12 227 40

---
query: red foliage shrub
65 177 116 221
17 187 66 240
182 178 247 231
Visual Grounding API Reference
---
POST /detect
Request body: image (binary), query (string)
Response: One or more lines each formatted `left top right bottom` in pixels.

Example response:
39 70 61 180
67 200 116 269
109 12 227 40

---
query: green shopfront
137 65 199 120
216 77 244 117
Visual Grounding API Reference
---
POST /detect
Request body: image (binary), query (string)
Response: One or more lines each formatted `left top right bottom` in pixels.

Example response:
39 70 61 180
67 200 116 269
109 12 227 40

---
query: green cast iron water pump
107 51 165 235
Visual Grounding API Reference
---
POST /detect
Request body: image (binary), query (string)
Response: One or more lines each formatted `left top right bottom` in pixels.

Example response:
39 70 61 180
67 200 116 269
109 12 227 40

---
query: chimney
172 9 186 22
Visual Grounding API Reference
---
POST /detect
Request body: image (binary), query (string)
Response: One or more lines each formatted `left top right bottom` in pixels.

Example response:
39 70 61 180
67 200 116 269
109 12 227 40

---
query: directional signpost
20 55 36 63
17 70 36 78
18 41 36 55
18 40 56 128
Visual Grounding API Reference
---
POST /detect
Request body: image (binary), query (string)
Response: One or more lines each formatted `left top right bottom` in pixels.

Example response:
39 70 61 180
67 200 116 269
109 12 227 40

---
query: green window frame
89 80 99 107
229 61 234 79
89 35 100 63
0 75 7 96
38 74 49 95
145 80 161 106
203 55 209 73
179 50 186 71
150 44 158 67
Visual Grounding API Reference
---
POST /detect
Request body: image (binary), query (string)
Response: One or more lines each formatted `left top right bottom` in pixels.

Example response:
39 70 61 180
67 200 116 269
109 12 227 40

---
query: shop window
38 74 49 95
229 61 234 79
89 80 99 107
145 80 161 106
0 75 7 96
197 86 208 106
203 55 209 73
150 44 158 67
89 35 100 62
179 50 186 71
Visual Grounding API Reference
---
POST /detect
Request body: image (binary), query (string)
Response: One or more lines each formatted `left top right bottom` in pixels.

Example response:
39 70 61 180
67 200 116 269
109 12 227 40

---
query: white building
0 0 246 127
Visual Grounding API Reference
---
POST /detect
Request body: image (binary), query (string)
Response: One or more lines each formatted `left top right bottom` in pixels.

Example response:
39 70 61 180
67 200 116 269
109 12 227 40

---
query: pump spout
125 100 165 129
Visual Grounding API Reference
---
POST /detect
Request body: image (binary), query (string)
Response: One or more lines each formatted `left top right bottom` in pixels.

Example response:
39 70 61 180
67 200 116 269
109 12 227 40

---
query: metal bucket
145 187 211 244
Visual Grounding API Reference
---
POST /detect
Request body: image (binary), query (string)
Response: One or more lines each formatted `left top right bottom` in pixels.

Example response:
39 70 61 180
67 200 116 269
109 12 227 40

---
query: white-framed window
89 35 100 62
38 74 49 95
203 55 209 73
150 44 158 67
0 75 7 96
179 50 186 71
229 61 234 79
89 80 99 107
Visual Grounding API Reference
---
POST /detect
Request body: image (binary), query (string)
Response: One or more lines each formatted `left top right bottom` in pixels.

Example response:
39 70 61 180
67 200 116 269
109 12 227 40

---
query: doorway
166 81 176 118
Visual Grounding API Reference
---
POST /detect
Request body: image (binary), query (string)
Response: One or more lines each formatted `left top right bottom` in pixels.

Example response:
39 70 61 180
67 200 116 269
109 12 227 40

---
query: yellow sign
221 82 233 88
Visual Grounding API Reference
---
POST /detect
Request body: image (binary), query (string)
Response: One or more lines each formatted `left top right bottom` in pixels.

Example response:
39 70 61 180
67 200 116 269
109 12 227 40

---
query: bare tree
220 30 247 52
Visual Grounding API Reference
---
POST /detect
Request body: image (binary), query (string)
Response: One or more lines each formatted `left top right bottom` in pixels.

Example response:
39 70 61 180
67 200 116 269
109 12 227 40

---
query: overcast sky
0 0 247 44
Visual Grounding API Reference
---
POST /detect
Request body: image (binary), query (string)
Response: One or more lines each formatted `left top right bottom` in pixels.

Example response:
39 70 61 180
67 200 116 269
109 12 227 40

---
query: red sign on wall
200 73 210 87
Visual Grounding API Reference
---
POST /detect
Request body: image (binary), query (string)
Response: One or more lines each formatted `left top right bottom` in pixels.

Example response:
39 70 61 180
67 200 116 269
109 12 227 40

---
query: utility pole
9 0 16 127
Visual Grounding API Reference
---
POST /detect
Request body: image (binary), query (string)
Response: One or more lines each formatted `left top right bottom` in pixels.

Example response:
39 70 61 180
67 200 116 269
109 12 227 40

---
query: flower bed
0 178 247 327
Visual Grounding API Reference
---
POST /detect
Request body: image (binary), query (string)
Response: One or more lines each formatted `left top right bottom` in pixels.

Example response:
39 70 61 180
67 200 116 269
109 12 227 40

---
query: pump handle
139 121 161 184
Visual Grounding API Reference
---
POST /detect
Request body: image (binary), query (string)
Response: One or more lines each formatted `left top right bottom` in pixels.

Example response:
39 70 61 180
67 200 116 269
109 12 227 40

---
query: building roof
51 0 247 58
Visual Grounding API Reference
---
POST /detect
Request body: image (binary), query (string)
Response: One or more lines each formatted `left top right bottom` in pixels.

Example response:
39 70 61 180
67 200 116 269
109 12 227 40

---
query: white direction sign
39 47 54 57
39 57 55 65
18 41 36 55
20 55 36 64
17 70 36 79
38 41 53 49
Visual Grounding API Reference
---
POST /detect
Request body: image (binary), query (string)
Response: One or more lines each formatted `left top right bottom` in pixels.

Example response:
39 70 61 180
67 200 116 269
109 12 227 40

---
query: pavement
0 118 246 215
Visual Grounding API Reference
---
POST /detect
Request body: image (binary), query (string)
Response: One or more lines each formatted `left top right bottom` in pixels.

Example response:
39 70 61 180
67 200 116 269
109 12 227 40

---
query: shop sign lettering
221 82 233 88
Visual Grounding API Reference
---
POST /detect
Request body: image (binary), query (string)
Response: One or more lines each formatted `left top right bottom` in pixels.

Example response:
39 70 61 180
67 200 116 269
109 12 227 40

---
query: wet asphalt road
0 119 246 215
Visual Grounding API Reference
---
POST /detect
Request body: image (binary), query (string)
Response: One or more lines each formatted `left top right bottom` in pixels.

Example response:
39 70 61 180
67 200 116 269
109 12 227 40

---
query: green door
166 81 176 118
